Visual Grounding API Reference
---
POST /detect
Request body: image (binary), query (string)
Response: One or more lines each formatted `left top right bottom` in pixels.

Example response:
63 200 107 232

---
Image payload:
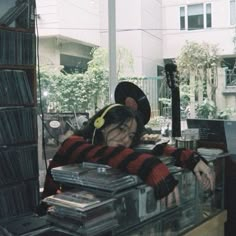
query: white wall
141 0 163 76
37 0 164 77
162 0 235 58
99 0 144 76
100 0 163 77
39 37 92 66
39 38 60 65
37 0 100 46
36 0 59 36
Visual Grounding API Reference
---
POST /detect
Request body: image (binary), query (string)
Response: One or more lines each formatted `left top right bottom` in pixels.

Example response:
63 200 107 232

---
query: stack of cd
43 189 118 236
51 162 139 192
0 180 39 221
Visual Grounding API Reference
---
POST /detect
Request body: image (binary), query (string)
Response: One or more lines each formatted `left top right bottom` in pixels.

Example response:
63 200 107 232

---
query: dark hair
75 104 144 147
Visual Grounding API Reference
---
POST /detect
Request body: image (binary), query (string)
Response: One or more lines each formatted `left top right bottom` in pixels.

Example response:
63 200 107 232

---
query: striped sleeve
42 135 178 200
153 143 206 171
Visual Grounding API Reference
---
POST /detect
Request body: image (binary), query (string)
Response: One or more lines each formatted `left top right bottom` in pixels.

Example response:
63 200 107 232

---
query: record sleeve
114 81 151 125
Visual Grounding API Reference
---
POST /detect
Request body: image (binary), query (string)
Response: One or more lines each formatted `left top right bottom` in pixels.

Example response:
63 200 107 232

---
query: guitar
164 63 181 138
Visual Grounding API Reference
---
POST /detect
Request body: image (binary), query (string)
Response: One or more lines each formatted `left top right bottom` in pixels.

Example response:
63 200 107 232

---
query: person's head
75 104 144 147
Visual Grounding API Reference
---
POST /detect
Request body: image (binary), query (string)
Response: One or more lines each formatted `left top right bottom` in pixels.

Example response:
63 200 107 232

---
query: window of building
206 3 212 28
188 4 204 30
180 3 212 30
180 6 185 30
157 65 164 77
60 54 90 74
230 0 236 25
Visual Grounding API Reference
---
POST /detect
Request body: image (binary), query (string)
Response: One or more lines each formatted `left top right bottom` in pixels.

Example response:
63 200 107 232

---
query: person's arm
153 143 202 168
41 159 64 199
153 143 214 190
42 135 178 200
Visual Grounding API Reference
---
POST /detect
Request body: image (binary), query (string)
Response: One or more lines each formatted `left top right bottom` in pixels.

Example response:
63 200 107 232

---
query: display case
0 154 225 235
39 154 226 236
117 154 226 236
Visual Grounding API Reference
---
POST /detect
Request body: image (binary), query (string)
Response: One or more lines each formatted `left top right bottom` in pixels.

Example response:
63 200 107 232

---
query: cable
91 128 97 145
35 2 48 170
36 26 234 31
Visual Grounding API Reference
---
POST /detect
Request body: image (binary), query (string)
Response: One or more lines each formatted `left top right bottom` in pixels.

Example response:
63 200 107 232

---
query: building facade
162 0 236 112
36 0 236 112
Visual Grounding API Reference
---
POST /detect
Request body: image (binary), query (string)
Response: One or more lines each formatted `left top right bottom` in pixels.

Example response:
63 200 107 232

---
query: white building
36 0 236 111
36 0 100 72
36 0 163 77
162 0 236 113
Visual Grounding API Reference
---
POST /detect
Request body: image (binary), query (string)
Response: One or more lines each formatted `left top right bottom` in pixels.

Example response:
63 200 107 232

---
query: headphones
94 104 122 129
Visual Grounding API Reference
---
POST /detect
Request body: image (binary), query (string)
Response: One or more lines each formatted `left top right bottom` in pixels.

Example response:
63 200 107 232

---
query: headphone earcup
94 117 105 129
93 104 122 129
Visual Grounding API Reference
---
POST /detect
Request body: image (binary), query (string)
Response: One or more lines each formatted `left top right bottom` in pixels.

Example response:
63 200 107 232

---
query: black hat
114 81 151 125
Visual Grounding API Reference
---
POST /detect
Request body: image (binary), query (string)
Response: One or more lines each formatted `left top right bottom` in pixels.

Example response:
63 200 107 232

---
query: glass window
180 6 185 30
206 3 212 28
230 0 236 25
188 4 204 30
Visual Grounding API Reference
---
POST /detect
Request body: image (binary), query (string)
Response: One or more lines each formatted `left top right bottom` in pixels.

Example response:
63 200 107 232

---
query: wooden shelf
0 25 34 32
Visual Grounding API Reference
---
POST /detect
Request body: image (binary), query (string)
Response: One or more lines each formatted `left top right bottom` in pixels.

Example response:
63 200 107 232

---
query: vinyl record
114 81 151 125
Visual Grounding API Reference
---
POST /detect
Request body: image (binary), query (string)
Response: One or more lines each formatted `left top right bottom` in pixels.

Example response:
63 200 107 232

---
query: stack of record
43 189 118 236
51 162 139 192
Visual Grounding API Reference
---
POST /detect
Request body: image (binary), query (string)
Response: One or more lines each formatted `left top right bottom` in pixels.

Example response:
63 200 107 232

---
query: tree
38 66 91 113
38 46 134 114
84 46 134 110
85 47 109 111
176 41 222 118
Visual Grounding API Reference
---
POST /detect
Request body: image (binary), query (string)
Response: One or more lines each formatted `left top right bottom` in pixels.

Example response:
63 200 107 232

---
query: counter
0 154 227 236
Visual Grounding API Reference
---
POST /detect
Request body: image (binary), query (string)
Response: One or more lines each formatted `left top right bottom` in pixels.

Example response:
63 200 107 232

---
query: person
41 103 214 203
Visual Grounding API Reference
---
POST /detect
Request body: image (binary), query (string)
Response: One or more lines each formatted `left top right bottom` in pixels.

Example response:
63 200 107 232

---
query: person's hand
193 160 215 191
161 186 180 208
56 189 62 194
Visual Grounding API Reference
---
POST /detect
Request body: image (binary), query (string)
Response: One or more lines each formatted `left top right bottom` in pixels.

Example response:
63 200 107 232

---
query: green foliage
38 47 110 113
38 46 134 113
179 84 190 109
159 97 171 106
175 41 222 118
196 99 217 119
38 67 92 112
176 41 221 82
217 107 235 120
116 47 134 77
86 47 109 109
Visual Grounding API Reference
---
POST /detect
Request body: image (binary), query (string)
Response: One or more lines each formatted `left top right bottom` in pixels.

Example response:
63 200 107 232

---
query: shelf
0 25 34 32
0 0 38 222
0 65 35 69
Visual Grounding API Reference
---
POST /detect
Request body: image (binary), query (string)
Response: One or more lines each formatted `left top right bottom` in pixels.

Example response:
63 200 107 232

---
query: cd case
51 162 139 192
43 189 114 212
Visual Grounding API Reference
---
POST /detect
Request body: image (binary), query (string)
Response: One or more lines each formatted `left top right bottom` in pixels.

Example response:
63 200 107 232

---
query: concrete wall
37 0 100 46
99 0 163 77
39 38 60 65
39 37 92 67
141 0 163 76
216 68 236 113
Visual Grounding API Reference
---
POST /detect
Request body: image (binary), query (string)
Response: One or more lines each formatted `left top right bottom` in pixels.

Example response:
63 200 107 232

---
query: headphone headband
94 104 123 129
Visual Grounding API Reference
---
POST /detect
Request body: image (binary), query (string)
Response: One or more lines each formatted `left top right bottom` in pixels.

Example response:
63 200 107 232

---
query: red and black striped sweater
42 135 204 200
